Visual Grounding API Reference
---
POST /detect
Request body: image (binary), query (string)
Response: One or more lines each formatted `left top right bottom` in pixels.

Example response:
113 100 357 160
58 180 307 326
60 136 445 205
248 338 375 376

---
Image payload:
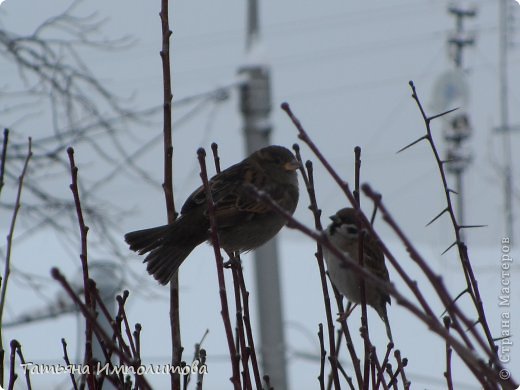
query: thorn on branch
428 107 459 121
440 288 469 318
441 242 458 256
426 208 449 227
396 135 428 154
458 224 487 230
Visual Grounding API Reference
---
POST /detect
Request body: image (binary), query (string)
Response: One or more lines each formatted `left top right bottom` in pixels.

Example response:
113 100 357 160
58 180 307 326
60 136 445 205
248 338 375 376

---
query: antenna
432 1 477 238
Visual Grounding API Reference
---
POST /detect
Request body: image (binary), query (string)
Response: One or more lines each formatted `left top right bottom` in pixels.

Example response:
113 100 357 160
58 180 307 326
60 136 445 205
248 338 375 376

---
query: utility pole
81 262 122 389
443 2 477 237
498 0 514 240
237 1 288 389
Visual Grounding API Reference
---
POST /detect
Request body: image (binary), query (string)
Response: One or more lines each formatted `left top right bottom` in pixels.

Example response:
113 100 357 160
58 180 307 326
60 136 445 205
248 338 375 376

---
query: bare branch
0 137 31 387
196 148 241 390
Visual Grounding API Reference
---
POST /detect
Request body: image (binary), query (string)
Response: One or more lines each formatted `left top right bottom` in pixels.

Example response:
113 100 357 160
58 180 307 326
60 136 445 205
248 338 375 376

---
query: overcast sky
1 0 519 389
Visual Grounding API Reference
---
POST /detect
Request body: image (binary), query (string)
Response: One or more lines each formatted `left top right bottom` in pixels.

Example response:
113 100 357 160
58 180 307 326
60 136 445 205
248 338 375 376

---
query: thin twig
386 364 398 390
8 340 18 390
211 142 253 389
51 268 153 390
133 323 142 364
186 329 208 388
249 161 503 386
62 339 79 390
407 81 497 358
211 142 221 173
278 103 506 383
12 341 32 390
196 348 207 390
89 281 132 359
317 324 326 390
67 146 96 389
444 316 454 390
353 147 371 390
197 148 241 390
230 259 252 390
236 265 263 389
393 350 410 389
160 0 176 221
159 44 182 378
292 144 341 389
375 342 393 389
283 101 513 387
116 291 137 358
0 129 8 196
330 285 363 389
159 0 182 387
358 229 370 390
353 146 361 205
0 137 31 388
362 184 502 386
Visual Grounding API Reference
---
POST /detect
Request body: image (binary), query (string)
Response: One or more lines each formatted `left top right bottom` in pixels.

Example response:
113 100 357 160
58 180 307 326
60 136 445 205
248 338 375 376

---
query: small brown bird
125 145 299 285
323 208 393 342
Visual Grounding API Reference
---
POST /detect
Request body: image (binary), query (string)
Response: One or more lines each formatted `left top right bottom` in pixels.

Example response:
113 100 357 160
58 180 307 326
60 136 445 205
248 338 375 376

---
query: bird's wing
181 160 271 227
363 236 391 305
364 239 389 282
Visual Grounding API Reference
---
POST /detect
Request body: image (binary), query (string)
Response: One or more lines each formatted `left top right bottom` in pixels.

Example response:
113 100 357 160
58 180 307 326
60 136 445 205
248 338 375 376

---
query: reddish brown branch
8 340 18 390
13 341 31 390
88 281 132 360
0 137 31 388
51 268 153 389
358 229 371 389
67 146 96 389
197 148 241 389
160 0 175 221
0 129 8 196
62 339 79 390
444 316 454 390
393 350 410 389
292 144 341 389
375 342 393 389
361 184 506 388
353 147 372 389
236 265 262 389
159 0 181 387
282 101 511 386
407 81 497 357
230 262 252 390
330 286 363 388
210 142 256 389
317 324 326 390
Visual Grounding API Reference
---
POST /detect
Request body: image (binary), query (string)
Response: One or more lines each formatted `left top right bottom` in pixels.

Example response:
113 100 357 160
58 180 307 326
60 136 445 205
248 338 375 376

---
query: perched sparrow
125 145 299 285
323 208 393 342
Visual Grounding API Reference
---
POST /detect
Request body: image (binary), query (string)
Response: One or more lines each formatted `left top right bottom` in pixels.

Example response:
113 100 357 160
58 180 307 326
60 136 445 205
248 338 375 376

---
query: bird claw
223 254 242 269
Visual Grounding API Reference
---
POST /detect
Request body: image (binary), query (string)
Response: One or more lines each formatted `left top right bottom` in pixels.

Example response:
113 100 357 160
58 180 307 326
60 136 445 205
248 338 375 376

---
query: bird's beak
329 215 339 223
284 159 300 171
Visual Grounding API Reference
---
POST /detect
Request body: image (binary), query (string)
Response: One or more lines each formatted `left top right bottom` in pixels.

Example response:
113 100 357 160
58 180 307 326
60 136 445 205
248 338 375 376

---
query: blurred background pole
237 1 288 389
444 2 477 239
499 0 514 240
81 262 122 389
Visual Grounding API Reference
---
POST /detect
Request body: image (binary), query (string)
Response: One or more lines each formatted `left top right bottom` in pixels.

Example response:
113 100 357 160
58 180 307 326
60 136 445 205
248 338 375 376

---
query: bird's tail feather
125 225 171 254
125 220 205 285
378 306 393 343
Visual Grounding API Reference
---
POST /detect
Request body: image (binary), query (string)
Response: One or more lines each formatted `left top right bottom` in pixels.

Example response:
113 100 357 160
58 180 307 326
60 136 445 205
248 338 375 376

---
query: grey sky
1 0 519 388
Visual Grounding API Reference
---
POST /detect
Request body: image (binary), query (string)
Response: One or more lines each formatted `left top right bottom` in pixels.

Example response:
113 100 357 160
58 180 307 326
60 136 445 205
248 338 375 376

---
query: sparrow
323 207 393 342
125 145 299 285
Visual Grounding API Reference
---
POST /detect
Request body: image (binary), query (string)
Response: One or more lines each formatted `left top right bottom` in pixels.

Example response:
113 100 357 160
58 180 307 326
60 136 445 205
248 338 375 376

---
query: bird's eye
346 226 358 235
